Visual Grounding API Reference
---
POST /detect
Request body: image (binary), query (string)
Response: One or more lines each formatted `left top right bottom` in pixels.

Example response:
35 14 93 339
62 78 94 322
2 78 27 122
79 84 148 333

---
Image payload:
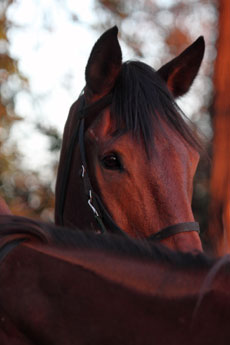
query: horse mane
0 215 212 269
111 61 203 154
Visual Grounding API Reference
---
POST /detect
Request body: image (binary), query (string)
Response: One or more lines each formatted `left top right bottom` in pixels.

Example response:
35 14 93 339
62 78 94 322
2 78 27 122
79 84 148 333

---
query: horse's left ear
157 36 205 98
85 26 122 102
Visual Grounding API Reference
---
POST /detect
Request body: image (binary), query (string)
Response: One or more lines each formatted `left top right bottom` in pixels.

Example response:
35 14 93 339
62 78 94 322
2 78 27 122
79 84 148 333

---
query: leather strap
149 222 200 241
79 117 128 237
57 93 113 226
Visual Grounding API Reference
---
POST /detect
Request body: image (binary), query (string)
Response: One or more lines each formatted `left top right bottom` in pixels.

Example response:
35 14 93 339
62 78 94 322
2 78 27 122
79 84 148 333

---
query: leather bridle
56 92 200 241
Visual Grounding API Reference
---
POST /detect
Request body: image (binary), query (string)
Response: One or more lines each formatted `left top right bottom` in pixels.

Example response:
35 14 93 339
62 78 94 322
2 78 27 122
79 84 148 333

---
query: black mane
0 215 213 270
111 61 202 154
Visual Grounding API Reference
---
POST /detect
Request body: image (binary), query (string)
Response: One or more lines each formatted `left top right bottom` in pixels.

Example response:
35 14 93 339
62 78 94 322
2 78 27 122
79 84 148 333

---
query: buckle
88 190 99 217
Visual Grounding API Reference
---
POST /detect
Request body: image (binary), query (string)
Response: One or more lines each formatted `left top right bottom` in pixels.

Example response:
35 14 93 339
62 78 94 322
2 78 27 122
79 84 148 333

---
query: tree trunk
209 0 230 256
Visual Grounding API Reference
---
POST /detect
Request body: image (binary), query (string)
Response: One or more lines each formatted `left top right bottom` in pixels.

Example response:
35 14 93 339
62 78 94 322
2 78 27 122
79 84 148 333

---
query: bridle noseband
57 92 200 241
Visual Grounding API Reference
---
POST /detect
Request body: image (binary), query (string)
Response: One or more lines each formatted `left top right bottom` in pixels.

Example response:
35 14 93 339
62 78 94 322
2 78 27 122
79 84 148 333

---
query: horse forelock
110 61 203 155
61 60 203 160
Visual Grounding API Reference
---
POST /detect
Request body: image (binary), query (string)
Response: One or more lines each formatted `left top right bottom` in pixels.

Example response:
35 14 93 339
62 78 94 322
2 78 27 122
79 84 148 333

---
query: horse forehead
86 106 199 169
86 107 115 142
86 110 144 159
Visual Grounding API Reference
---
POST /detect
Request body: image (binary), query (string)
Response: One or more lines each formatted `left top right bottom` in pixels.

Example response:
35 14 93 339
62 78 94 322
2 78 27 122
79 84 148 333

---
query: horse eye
101 153 122 170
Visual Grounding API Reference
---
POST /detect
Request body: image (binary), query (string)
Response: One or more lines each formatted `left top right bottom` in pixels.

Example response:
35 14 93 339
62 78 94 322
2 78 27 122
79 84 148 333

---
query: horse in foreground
55 26 204 252
0 215 230 345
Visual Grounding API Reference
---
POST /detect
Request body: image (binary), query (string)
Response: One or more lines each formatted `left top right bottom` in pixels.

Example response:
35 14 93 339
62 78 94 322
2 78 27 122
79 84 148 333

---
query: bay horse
55 26 205 253
0 214 230 345
1 28 230 344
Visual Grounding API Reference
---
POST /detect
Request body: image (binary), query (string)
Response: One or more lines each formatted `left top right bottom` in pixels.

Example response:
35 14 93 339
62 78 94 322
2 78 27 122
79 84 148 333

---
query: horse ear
157 36 205 98
85 26 122 102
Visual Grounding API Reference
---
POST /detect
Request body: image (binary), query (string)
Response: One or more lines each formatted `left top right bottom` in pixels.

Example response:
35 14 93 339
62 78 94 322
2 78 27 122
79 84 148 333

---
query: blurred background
0 0 229 252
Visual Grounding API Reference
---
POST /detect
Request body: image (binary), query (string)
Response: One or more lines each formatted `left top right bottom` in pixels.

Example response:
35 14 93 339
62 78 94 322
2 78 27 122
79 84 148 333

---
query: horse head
55 27 205 253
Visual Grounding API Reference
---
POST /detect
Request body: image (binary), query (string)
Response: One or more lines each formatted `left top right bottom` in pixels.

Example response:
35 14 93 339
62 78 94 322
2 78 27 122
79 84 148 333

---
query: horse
0 214 230 345
2 27 224 345
55 26 205 253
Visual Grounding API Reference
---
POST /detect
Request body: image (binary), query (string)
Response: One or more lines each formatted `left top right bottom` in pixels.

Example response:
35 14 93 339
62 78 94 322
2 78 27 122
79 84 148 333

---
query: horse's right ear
85 26 122 103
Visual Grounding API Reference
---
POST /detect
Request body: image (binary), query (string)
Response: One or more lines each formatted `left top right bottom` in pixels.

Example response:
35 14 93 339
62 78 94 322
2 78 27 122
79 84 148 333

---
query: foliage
0 0 58 220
